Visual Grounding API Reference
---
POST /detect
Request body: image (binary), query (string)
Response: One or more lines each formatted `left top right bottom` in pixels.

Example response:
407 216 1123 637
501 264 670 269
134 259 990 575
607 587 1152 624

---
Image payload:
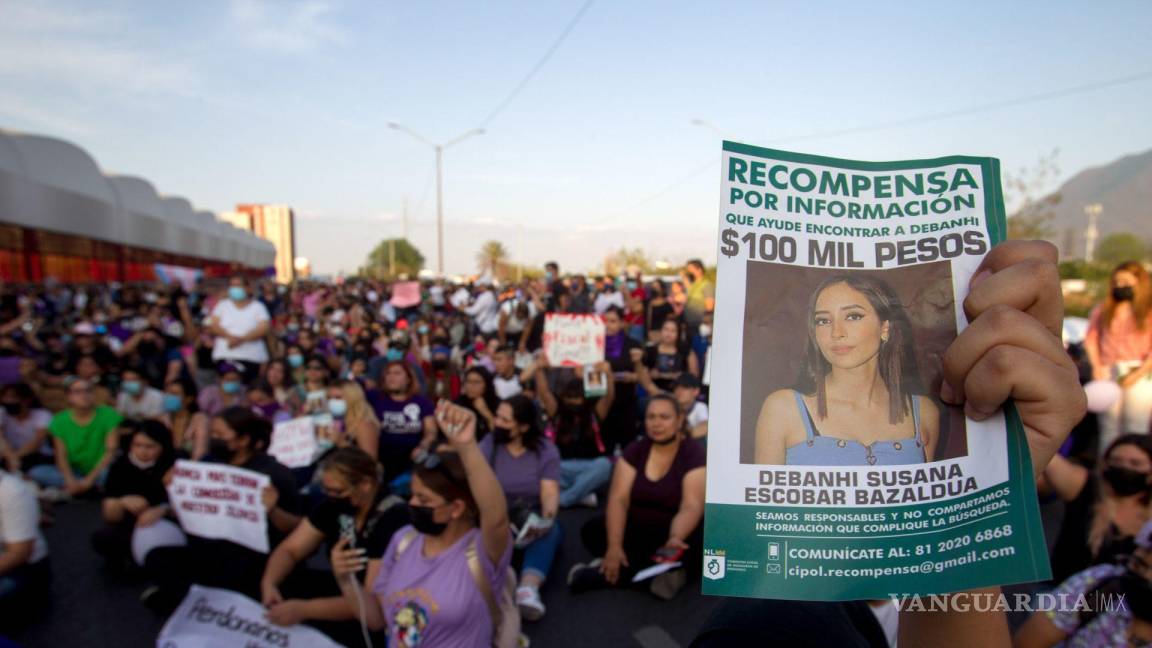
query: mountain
1031 148 1152 260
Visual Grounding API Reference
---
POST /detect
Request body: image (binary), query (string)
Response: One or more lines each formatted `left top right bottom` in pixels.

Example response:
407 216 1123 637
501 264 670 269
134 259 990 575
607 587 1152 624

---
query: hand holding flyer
702 142 1084 601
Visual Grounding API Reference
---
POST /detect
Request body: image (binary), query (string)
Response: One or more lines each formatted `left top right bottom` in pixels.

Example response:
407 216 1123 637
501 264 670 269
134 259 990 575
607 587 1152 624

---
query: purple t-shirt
373 525 511 648
370 393 434 437
479 436 561 511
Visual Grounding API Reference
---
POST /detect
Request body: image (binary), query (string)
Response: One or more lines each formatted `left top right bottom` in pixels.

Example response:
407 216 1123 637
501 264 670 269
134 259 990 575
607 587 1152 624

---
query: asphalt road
8 500 718 648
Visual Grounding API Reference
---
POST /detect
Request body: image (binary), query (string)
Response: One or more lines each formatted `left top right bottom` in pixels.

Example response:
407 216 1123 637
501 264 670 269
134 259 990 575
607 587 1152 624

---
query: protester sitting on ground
634 363 709 441
160 380 207 459
91 419 176 565
491 346 537 400
1015 520 1152 648
265 358 302 415
478 394 562 621
28 377 123 495
143 406 302 611
368 360 438 483
115 367 166 420
298 356 332 416
196 362 247 417
602 306 644 452
641 318 699 393
70 353 116 407
0 382 54 472
535 354 615 508
454 366 500 440
323 379 381 458
1044 433 1152 583
330 401 514 646
569 394 706 600
0 467 51 632
206 274 270 383
261 448 407 642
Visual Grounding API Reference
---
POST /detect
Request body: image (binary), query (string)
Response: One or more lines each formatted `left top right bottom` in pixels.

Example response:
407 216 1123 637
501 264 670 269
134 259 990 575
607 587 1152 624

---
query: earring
881 334 889 343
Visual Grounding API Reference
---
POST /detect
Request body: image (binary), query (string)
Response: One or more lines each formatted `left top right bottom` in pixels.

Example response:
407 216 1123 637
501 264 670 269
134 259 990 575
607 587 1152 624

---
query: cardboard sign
158 584 342 648
542 314 605 367
268 417 318 469
390 281 422 309
167 460 270 554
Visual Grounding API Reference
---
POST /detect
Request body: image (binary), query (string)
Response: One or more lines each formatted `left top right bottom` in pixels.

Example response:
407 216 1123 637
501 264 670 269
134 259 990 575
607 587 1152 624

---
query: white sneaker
516 585 545 621
578 493 598 508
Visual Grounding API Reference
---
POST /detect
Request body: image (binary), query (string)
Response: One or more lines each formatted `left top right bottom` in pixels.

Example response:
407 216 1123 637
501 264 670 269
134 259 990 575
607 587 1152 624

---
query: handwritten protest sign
542 314 605 367
167 460 270 553
268 416 318 469
158 585 342 648
703 142 1046 600
390 281 422 308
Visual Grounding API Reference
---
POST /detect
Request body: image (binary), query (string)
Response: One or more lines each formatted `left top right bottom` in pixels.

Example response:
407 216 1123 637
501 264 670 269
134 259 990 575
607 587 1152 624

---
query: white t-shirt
493 375 523 400
499 299 537 335
594 291 625 315
210 299 271 363
465 290 500 334
0 471 49 564
116 387 166 420
449 287 472 310
429 285 446 307
0 408 53 454
687 400 709 429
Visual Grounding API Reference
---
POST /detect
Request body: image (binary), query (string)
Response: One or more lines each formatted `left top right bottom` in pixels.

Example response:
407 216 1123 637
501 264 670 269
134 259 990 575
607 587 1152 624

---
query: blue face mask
287 354 304 368
328 398 348 417
121 380 142 396
417 325 429 335
626 281 637 291
163 393 183 413
222 381 242 395
386 349 404 362
228 286 247 302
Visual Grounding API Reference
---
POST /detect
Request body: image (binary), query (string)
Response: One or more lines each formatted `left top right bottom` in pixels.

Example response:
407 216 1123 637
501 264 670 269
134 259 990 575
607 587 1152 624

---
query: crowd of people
0 244 1147 647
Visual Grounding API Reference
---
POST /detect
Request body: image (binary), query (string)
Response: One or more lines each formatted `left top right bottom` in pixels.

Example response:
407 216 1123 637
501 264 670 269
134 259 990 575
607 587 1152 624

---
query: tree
361 238 424 279
1005 150 1061 240
604 247 654 276
1094 233 1149 268
476 241 509 278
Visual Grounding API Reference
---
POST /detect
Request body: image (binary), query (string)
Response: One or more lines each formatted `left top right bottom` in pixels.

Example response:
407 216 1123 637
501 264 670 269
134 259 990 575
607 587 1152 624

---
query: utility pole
1084 203 1103 262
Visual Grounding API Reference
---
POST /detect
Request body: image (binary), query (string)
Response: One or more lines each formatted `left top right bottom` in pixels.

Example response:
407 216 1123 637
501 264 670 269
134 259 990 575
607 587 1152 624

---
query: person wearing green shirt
28 378 122 496
683 259 714 338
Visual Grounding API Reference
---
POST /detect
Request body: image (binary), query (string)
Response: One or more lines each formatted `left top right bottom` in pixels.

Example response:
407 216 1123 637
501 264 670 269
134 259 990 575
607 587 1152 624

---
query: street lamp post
1084 203 1103 262
387 122 485 275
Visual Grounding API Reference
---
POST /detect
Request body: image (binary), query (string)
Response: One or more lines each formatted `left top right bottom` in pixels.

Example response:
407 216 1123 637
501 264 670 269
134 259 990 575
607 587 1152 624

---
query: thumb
620 554 630 567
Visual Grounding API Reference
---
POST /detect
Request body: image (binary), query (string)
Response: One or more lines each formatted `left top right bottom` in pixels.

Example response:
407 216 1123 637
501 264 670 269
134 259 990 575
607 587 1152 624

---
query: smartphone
652 546 685 564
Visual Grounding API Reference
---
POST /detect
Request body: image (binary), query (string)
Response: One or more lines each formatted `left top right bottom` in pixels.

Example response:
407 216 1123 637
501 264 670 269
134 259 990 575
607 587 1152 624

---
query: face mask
287 323 300 333
162 394 183 413
545 272 554 282
327 496 357 516
386 349 404 362
431 358 449 371
492 426 513 444
221 381 242 395
1104 466 1150 496
287 354 304 368
328 398 348 417
209 439 234 461
2 402 21 415
409 504 448 536
128 454 157 470
418 325 429 335
698 324 712 338
228 286 247 302
121 380 142 396
1113 286 1136 302
626 281 637 291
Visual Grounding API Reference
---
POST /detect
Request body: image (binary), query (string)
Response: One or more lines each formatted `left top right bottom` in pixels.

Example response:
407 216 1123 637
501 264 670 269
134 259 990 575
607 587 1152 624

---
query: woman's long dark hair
464 366 500 414
502 394 543 451
218 406 272 453
1100 261 1152 332
795 274 922 425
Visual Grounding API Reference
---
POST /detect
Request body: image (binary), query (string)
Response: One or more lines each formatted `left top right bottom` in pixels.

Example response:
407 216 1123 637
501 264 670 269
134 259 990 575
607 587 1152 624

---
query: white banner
167 461 270 554
157 584 342 648
542 314 605 367
268 417 318 469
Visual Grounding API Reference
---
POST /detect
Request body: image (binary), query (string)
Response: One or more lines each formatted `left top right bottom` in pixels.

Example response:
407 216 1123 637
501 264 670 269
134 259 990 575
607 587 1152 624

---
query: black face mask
209 439 235 462
1103 466 1150 496
431 358 449 371
1113 286 1136 302
409 505 448 536
492 426 513 445
327 496 358 516
1 402 20 416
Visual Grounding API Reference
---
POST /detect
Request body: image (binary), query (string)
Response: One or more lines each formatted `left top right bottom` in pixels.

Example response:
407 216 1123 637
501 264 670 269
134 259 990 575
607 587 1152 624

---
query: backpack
395 530 524 648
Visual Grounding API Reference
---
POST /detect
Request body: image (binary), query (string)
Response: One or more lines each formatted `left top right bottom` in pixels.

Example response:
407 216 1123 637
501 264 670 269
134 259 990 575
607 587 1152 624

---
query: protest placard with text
167 460 270 554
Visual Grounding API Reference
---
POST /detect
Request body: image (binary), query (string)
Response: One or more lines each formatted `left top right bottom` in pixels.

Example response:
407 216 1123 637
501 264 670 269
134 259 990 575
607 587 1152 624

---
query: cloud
229 0 346 54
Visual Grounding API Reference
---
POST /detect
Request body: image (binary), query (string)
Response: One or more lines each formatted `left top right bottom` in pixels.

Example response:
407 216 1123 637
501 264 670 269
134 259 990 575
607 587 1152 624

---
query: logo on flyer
704 550 726 580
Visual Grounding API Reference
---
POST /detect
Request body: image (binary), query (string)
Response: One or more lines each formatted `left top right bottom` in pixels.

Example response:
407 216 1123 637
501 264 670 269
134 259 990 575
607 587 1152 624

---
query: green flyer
702 141 1049 600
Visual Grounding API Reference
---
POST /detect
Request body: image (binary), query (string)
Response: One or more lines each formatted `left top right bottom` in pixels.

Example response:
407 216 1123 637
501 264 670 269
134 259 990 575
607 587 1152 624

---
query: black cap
674 374 701 389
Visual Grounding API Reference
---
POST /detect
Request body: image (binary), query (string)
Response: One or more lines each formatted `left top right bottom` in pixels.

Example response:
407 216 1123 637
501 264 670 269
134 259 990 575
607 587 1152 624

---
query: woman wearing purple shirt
331 401 512 648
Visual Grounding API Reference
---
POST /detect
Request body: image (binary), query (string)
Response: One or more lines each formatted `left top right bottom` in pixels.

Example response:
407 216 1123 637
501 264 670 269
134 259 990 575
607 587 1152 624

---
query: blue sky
1 0 1149 276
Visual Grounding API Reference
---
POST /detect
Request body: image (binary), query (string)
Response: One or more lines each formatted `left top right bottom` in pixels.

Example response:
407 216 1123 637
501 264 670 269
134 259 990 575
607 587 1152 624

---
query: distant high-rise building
221 204 296 283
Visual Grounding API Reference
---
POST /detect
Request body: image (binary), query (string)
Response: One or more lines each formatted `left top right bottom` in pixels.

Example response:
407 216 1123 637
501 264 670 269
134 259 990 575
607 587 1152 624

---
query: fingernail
969 270 992 292
940 381 957 404
965 403 995 420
